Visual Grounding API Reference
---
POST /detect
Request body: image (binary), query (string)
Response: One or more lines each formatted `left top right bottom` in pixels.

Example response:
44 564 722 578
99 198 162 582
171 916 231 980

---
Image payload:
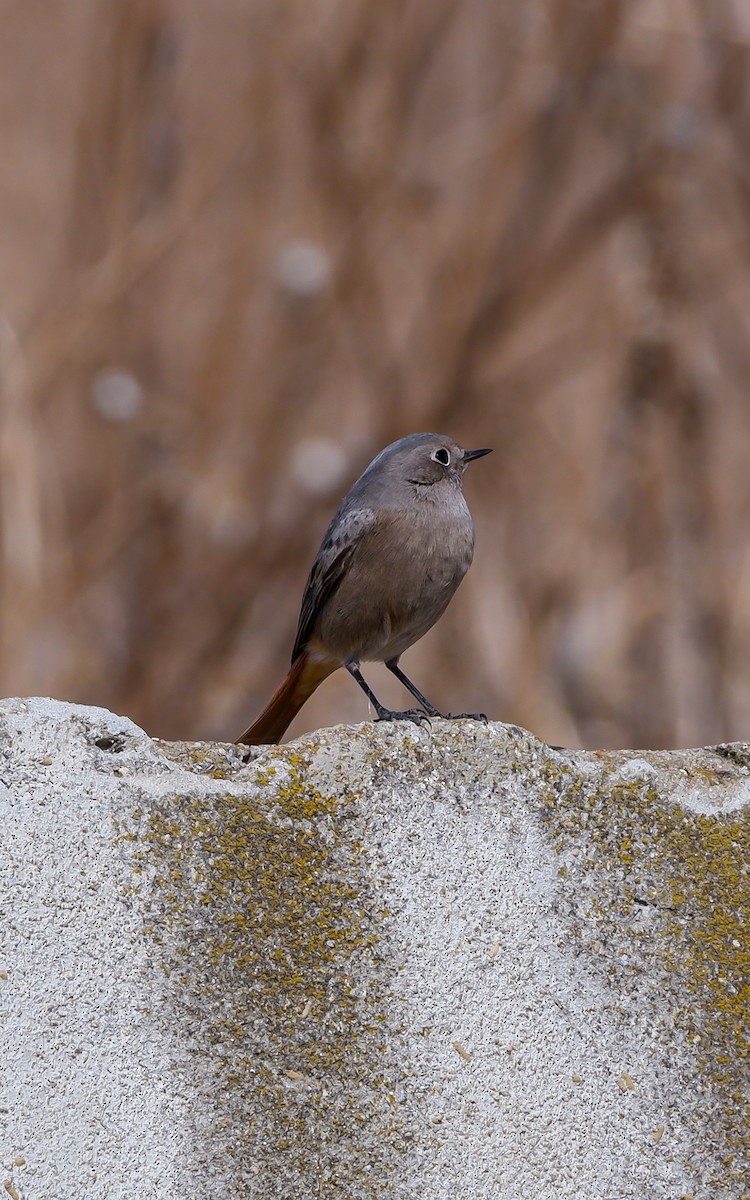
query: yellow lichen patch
536 755 750 1187
125 750 403 1196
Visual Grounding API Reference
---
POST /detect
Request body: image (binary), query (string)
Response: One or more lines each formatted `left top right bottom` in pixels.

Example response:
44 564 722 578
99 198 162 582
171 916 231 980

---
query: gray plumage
237 432 491 745
296 432 478 664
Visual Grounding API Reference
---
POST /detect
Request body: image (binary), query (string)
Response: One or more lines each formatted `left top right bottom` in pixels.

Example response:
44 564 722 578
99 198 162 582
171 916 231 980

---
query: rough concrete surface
0 697 748 1200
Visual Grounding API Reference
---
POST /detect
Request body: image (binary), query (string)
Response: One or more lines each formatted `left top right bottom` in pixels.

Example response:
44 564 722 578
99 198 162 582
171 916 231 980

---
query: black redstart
237 432 491 744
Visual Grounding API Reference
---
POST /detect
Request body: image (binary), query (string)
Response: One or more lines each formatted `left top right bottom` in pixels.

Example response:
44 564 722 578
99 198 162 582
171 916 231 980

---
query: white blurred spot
276 240 331 296
289 438 348 495
91 368 144 422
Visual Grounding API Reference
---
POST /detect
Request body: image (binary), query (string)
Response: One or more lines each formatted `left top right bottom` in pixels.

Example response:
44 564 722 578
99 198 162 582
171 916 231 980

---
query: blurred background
2 0 750 749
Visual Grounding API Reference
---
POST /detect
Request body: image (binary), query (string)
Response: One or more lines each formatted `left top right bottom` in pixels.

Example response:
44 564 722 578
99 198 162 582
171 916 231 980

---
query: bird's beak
463 447 492 462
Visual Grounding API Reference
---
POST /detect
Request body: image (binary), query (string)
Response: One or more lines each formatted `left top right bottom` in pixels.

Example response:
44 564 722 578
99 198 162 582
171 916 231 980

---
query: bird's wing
291 506 376 663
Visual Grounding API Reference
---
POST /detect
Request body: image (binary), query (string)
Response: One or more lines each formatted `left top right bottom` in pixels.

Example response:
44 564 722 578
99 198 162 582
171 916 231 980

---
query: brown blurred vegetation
2 0 750 748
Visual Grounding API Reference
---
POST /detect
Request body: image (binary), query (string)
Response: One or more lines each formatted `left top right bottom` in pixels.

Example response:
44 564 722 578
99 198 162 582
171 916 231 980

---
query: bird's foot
375 707 431 729
443 711 489 723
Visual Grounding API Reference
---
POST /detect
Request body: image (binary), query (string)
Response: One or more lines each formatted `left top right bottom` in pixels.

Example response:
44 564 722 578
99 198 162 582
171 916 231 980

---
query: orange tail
236 652 338 745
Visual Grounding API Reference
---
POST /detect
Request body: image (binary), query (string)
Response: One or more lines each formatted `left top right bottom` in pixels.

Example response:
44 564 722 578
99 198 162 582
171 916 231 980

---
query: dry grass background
1 0 750 748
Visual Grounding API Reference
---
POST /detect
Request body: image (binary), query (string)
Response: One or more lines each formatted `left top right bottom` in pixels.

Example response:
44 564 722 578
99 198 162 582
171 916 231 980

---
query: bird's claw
376 707 432 729
445 711 488 723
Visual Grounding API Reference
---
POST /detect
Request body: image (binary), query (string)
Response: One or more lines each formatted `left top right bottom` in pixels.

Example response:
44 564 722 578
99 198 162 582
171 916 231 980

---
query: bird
236 432 492 745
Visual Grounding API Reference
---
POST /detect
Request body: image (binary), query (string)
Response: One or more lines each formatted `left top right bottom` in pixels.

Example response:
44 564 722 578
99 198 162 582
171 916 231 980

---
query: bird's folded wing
291 506 376 663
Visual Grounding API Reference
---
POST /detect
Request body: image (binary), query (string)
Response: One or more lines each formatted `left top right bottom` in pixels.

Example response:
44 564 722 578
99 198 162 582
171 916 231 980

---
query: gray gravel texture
0 697 748 1200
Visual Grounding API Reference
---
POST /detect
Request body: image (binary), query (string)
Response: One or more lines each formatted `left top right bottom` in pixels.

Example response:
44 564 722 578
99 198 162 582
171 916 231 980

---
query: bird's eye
432 447 451 466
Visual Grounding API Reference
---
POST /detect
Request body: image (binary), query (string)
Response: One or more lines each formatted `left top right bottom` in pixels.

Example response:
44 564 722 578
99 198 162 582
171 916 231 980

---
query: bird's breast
317 493 475 662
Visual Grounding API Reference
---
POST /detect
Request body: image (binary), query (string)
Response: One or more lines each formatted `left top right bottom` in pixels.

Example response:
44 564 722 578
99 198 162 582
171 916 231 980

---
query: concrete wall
1 697 748 1199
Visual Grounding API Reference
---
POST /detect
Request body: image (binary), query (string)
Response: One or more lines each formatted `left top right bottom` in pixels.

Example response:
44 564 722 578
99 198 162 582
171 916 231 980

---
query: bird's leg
385 661 442 716
386 660 488 723
345 662 430 727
